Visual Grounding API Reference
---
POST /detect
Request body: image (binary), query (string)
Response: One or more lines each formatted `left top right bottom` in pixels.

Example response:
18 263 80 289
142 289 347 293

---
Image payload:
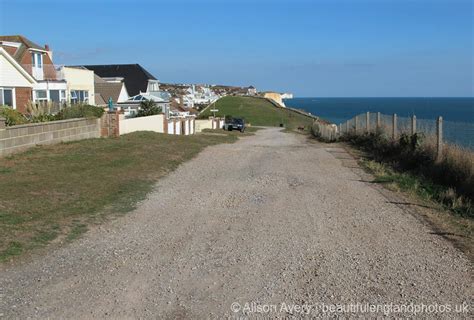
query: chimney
45 44 53 60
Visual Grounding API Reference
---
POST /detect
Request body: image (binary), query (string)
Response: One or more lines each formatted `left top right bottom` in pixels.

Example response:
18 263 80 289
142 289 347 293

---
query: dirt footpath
0 128 471 318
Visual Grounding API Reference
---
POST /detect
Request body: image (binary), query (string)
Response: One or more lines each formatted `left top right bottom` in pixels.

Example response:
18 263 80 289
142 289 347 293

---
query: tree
137 99 162 117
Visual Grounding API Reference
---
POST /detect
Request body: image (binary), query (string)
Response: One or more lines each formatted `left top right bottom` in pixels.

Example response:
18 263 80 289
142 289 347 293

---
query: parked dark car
224 118 245 132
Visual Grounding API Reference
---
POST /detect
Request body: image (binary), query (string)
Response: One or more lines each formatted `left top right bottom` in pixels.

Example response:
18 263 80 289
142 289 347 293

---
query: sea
284 97 474 149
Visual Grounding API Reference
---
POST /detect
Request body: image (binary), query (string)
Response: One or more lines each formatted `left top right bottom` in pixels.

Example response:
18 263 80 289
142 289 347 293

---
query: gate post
411 115 417 135
366 112 370 133
437 116 443 160
392 113 397 140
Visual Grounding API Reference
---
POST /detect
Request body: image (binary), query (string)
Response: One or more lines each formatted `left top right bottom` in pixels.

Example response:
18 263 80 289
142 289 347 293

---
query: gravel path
0 128 472 319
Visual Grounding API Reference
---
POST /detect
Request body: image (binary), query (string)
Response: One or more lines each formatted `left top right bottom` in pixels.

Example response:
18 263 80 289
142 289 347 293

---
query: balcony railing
20 64 65 81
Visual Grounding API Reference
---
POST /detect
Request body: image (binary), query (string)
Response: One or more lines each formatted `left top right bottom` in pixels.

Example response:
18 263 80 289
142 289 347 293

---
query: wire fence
314 112 474 152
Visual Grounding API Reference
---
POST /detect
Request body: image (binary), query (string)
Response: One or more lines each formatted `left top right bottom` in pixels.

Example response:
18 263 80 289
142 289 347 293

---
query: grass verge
0 131 238 262
199 96 314 131
342 131 473 217
359 158 473 260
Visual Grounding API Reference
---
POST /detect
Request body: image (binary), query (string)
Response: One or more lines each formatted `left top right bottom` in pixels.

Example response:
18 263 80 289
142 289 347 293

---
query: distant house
0 35 68 111
0 47 37 112
81 64 159 97
62 66 95 105
93 75 129 106
81 64 170 115
247 85 257 96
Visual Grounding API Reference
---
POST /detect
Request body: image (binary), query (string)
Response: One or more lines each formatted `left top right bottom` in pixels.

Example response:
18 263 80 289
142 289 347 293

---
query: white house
0 47 37 112
62 66 95 105
94 75 129 106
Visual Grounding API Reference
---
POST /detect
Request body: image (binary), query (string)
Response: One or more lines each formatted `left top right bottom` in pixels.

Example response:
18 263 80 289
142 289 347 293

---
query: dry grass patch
0 131 237 262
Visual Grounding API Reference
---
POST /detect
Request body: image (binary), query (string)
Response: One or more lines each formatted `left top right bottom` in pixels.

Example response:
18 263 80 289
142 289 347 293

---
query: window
34 90 48 101
70 90 89 104
32 52 43 68
147 81 159 92
49 90 60 102
49 90 67 103
0 88 15 107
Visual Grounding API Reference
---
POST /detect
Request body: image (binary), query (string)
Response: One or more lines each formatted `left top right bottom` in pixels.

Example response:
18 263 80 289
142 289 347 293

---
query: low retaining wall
119 114 165 135
0 118 100 157
195 119 213 133
195 118 224 133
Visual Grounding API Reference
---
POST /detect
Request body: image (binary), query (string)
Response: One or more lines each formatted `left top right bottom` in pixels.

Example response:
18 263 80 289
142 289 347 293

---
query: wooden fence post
366 112 370 133
437 116 443 160
411 115 416 135
392 113 397 140
376 112 381 130
355 116 359 134
345 121 349 134
339 123 342 137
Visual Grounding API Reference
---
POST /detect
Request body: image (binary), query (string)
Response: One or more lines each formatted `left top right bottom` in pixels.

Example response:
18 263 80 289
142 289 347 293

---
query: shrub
342 130 474 213
136 100 161 117
56 104 104 120
0 106 28 126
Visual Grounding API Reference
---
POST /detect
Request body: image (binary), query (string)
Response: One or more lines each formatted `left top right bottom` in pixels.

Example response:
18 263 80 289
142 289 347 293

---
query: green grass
0 131 238 262
199 96 314 130
361 159 472 216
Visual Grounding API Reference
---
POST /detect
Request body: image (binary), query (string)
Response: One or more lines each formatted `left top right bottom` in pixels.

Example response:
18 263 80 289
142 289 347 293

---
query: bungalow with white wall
0 47 37 111
0 35 68 111
62 66 95 105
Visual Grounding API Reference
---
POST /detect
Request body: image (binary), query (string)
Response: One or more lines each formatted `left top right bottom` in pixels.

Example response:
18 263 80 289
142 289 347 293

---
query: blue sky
0 0 472 97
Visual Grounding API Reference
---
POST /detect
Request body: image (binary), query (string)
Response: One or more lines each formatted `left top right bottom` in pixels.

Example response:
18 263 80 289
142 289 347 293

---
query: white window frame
0 87 16 109
70 90 89 104
60 90 66 102
34 90 48 102
32 52 43 68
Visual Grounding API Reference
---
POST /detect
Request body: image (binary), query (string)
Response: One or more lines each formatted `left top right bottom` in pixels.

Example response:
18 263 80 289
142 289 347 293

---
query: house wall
15 87 32 113
0 118 100 157
0 54 34 87
118 84 129 102
63 67 96 105
119 114 164 135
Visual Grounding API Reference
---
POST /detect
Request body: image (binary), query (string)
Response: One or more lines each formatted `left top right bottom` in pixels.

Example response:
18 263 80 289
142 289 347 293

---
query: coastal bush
0 106 28 126
341 130 473 216
56 104 104 120
136 100 161 117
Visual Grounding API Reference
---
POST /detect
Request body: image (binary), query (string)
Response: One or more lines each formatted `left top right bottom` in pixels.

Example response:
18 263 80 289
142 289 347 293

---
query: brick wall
0 118 100 157
100 111 120 137
15 87 32 113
